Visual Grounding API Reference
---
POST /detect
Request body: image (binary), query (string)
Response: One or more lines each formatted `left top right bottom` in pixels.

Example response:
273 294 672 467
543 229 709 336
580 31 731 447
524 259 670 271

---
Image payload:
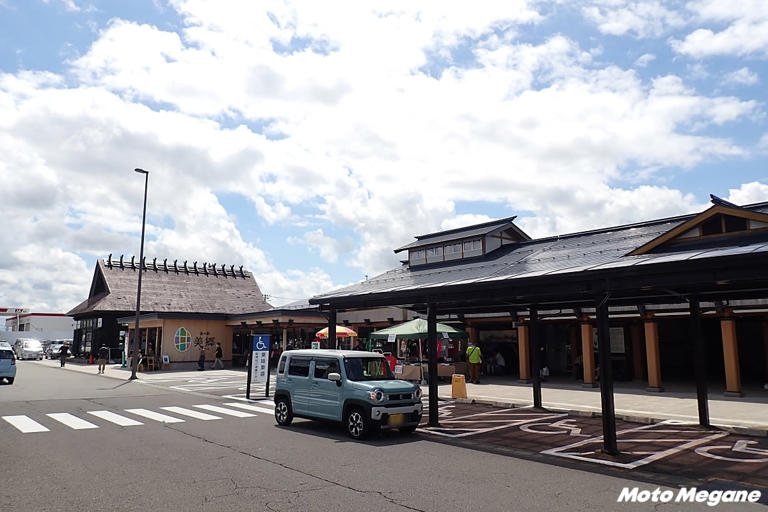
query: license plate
388 414 405 426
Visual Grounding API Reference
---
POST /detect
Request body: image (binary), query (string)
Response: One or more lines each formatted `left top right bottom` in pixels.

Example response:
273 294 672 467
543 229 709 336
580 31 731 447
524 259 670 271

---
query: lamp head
134 168 148 174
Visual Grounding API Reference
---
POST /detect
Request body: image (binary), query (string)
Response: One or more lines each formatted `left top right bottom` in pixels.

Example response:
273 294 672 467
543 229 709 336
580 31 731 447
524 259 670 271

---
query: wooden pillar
630 322 645 381
580 317 596 387
644 315 663 392
720 312 742 396
517 322 530 382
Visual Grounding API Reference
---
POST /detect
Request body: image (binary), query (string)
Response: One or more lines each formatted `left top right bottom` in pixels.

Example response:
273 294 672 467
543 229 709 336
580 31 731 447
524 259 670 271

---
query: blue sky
0 0 767 312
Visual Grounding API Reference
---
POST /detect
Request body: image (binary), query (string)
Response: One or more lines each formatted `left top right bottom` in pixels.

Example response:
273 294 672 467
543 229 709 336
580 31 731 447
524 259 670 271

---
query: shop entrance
231 330 250 367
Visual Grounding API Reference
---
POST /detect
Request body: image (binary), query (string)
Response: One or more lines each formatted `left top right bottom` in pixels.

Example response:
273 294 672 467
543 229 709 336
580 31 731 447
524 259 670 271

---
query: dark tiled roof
394 216 529 252
312 203 768 302
67 258 271 316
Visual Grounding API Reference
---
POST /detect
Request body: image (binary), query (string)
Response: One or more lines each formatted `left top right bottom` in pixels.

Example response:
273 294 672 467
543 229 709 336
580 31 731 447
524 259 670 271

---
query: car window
277 355 287 374
287 357 310 377
0 350 13 359
313 358 340 379
343 357 394 381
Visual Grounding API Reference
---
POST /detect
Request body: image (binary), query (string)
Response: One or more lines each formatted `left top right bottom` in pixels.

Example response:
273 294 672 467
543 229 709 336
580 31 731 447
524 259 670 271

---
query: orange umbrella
316 325 358 338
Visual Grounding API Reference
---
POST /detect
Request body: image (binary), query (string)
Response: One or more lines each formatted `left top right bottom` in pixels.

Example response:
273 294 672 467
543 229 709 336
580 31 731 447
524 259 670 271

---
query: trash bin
451 374 467 399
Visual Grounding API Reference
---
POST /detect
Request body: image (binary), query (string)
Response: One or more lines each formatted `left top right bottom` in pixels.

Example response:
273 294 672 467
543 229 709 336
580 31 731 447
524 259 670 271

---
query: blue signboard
251 335 271 384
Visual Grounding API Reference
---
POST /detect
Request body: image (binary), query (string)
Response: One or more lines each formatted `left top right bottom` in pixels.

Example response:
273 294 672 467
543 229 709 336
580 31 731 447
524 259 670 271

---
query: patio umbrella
368 318 467 340
315 325 358 338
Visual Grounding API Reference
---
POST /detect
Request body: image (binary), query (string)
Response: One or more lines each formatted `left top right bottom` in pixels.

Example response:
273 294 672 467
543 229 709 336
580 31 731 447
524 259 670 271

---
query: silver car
0 345 16 384
13 338 44 360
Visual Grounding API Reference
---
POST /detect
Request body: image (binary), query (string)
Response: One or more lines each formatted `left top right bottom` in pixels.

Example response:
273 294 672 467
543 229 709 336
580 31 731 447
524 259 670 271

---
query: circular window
174 327 191 352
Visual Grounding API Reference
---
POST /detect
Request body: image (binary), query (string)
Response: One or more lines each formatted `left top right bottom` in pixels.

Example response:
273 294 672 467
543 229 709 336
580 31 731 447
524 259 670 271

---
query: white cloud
0 1 764 312
287 229 355 264
634 53 655 67
722 67 759 87
580 1 686 38
671 1 768 58
726 181 768 205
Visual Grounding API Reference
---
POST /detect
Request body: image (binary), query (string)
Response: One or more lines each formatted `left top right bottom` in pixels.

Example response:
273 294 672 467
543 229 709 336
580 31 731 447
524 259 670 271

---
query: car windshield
343 357 394 381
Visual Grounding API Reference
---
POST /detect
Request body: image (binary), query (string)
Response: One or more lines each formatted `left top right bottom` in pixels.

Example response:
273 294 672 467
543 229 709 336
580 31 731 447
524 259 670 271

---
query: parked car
0 344 16 384
274 349 423 439
13 338 44 360
46 343 66 359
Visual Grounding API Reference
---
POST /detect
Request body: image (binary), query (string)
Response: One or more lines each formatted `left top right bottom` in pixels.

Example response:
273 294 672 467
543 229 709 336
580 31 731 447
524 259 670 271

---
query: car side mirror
328 372 342 386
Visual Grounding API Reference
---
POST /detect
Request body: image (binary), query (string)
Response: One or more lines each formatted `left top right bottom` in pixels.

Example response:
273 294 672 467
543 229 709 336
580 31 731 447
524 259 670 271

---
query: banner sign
251 334 271 384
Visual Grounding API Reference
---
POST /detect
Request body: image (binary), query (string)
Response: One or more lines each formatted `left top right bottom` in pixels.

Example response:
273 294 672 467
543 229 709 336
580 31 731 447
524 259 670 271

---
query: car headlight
414 386 422 399
368 389 385 402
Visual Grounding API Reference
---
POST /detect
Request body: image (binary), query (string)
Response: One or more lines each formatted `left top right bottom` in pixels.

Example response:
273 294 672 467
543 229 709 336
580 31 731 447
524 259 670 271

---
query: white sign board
387 333 396 343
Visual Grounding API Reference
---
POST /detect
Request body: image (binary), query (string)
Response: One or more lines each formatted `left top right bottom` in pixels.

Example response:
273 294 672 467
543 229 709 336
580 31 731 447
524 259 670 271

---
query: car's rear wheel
274 397 293 426
345 407 377 440
7 378 14 384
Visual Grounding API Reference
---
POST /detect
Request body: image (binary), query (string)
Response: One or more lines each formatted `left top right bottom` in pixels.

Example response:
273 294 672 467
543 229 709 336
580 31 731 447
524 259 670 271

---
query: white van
13 338 44 360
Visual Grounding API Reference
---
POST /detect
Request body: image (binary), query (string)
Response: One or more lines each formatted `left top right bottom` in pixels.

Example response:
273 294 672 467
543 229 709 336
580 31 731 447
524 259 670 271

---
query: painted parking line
160 406 221 421
125 408 186 423
87 410 143 426
419 408 567 438
46 413 99 430
542 421 729 469
223 402 275 415
194 404 255 417
2 415 50 433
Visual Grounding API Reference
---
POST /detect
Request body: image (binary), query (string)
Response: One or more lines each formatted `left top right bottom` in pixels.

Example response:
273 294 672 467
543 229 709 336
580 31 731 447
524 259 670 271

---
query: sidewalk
32 357 248 383
34 358 768 435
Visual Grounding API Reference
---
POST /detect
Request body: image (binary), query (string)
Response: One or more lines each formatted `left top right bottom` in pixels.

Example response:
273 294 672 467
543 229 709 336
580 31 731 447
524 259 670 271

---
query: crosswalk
1 401 275 434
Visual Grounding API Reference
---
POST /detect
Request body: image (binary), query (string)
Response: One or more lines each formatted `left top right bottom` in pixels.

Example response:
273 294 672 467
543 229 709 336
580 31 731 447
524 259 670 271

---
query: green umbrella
369 318 467 341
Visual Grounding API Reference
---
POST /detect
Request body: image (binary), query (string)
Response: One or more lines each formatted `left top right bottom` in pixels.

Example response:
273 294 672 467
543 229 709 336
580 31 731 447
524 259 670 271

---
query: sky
0 0 767 314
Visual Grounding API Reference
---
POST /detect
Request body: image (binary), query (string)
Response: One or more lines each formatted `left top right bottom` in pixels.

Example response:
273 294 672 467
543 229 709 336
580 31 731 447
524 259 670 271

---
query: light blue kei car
0 343 17 384
274 350 423 439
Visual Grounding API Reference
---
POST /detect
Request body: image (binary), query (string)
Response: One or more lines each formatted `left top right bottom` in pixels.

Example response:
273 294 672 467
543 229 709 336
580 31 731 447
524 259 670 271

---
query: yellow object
451 374 467 399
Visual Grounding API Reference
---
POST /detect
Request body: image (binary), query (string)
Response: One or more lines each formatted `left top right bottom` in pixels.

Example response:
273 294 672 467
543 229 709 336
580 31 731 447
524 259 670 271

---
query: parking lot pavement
418 401 768 497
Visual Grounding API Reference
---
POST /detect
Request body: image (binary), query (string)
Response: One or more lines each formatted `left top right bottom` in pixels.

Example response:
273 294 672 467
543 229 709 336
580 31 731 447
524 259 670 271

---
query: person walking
197 346 206 371
59 343 69 367
97 344 109 374
466 341 482 384
212 342 224 369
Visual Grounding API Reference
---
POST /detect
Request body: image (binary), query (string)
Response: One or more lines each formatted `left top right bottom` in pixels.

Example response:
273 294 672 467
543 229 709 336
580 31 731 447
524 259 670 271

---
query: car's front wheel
7 378 14 384
345 407 378 440
274 397 293 426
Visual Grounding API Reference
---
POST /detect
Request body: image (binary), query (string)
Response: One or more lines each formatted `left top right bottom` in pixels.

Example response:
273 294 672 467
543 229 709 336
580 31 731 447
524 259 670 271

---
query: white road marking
2 415 49 433
161 407 221 420
194 404 255 417
46 413 99 430
87 411 143 426
223 402 275 415
542 422 729 469
125 408 185 423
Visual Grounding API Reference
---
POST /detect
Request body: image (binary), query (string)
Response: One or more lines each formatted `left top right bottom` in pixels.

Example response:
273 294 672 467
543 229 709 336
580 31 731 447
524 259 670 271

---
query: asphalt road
0 361 763 511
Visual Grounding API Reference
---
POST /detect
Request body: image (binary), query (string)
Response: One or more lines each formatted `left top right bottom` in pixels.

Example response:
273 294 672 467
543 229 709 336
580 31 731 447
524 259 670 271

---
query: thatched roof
67 256 271 317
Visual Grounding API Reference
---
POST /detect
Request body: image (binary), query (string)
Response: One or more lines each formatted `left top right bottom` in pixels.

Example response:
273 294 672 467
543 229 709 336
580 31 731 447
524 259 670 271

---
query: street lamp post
130 168 149 380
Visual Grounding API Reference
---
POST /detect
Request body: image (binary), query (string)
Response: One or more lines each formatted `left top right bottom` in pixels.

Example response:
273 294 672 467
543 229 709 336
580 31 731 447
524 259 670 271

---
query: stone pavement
32 358 768 435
